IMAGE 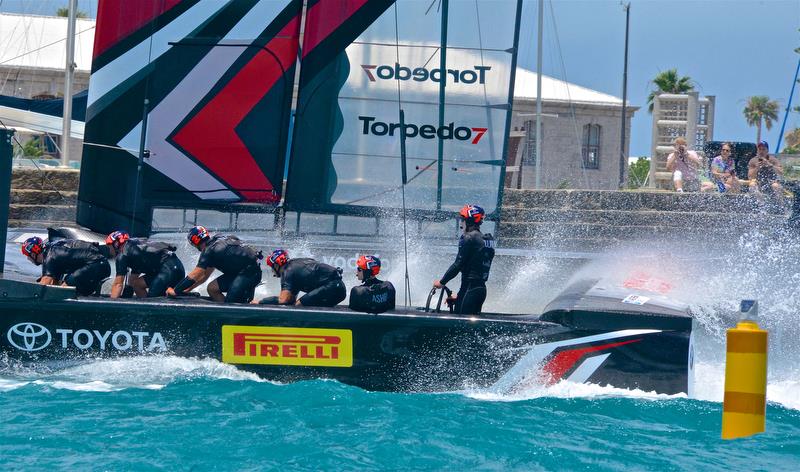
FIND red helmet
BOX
[188,225,210,248]
[459,204,485,225]
[266,249,289,269]
[21,236,45,258]
[357,255,381,276]
[105,230,130,250]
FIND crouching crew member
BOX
[433,204,495,314]
[106,231,185,298]
[167,226,262,303]
[257,249,346,307]
[349,255,395,314]
[22,236,110,296]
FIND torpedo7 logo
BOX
[359,116,488,144]
[361,63,490,84]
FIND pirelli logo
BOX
[221,326,353,367]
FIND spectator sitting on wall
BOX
[710,142,742,193]
[666,137,711,192]
[748,141,784,204]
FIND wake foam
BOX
[465,379,686,403]
[0,356,265,392]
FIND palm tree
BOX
[743,96,779,143]
[646,69,694,113]
[56,7,88,19]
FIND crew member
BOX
[21,236,110,296]
[105,231,185,298]
[349,255,395,314]
[432,204,495,314]
[257,249,346,307]
[166,226,262,303]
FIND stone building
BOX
[0,12,94,163]
[506,68,637,190]
[649,92,715,189]
[0,13,93,98]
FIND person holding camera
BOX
[666,137,706,192]
[747,141,784,203]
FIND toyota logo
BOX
[7,322,52,352]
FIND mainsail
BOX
[76,0,522,235]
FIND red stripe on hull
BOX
[542,339,642,384]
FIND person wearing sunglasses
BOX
[710,143,741,193]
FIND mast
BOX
[60,0,77,168]
[534,0,543,189]
[618,2,630,188]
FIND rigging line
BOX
[350,41,507,53]
[130,10,158,235]
[394,2,411,307]
[472,0,497,164]
[0,25,95,66]
[547,0,584,186]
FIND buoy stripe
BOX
[727,331,767,353]
[723,391,766,415]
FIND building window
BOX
[582,124,601,169]
[523,120,541,166]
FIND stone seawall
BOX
[9,168,79,227]
[8,169,788,252]
[499,189,785,251]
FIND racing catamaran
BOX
[0,273,693,394]
[1,0,695,394]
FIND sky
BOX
[515,0,800,155]
[1,0,798,156]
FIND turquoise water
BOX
[1,357,798,471]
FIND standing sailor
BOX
[432,204,495,314]
[257,249,346,307]
[349,255,395,314]
[21,236,110,296]
[105,231,185,298]
[167,226,262,303]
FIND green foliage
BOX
[55,7,88,18]
[646,69,694,113]
[743,96,779,143]
[20,140,43,158]
[627,157,650,188]
[783,128,800,154]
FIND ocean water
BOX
[0,358,798,471]
[2,229,800,469]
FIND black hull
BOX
[0,279,692,394]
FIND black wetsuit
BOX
[349,277,396,314]
[115,239,185,297]
[197,235,262,303]
[440,229,495,314]
[41,239,110,296]
[281,258,346,307]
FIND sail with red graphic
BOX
[77,0,522,234]
[78,0,303,234]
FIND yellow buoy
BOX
[721,300,767,440]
